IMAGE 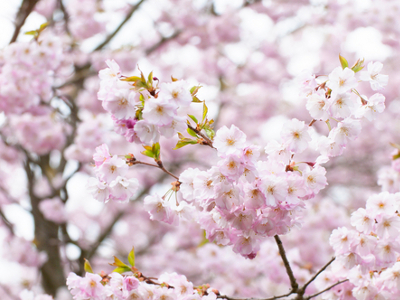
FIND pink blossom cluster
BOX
[67,271,218,300]
[87,144,139,203]
[0,36,63,114]
[66,0,105,40]
[96,59,388,259]
[143,123,328,258]
[97,60,189,144]
[378,152,400,193]
[327,192,400,299]
[304,62,387,158]
[38,197,67,224]
[64,118,107,163]
[4,236,47,267]
[144,61,387,259]
[9,113,66,155]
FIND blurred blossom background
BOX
[0,0,399,299]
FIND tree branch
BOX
[93,0,146,51]
[299,257,335,296]
[304,279,348,300]
[145,30,181,55]
[132,160,179,180]
[10,0,40,44]
[187,124,215,149]
[274,235,298,292]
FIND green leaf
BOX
[339,54,348,69]
[84,259,93,273]
[152,143,161,160]
[113,266,132,274]
[187,127,198,138]
[39,22,49,30]
[24,30,37,36]
[202,102,208,122]
[110,256,129,268]
[177,132,185,140]
[188,115,198,124]
[173,139,198,150]
[351,58,365,73]
[141,150,155,158]
[148,71,153,86]
[128,247,135,267]
[190,85,202,95]
[135,81,148,89]
[121,76,141,82]
[192,96,202,103]
[204,128,215,140]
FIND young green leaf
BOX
[188,115,198,124]
[84,259,94,273]
[148,71,153,86]
[351,58,365,73]
[202,102,208,122]
[113,266,132,274]
[339,54,348,69]
[121,76,142,82]
[128,247,135,267]
[152,143,161,160]
[192,96,202,103]
[110,256,129,268]
[141,150,155,158]
[174,139,198,150]
[187,127,198,138]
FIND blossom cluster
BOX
[87,144,140,203]
[67,271,218,300]
[144,61,387,258]
[303,61,387,157]
[378,149,400,193]
[0,35,63,114]
[92,58,388,259]
[327,192,400,299]
[97,60,190,145]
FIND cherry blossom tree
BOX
[0,1,400,300]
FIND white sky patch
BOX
[3,204,34,240]
[344,27,392,61]
[240,8,274,46]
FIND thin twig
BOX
[132,160,179,180]
[300,257,335,295]
[187,124,215,149]
[145,30,182,55]
[217,290,294,300]
[93,0,146,51]
[304,279,348,300]
[274,235,298,292]
[0,209,14,234]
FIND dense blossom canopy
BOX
[0,1,400,300]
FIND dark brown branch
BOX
[10,0,40,44]
[93,0,146,51]
[274,235,298,292]
[304,279,348,300]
